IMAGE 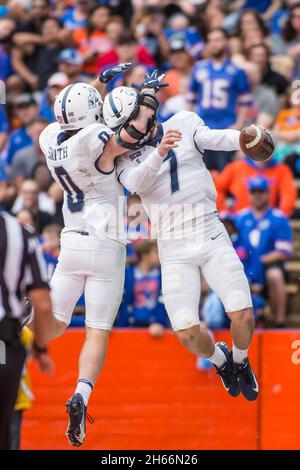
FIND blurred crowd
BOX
[0,0,300,334]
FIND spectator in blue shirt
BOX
[5,95,39,166]
[60,0,90,30]
[188,27,252,170]
[0,17,15,82]
[236,176,293,327]
[117,240,169,337]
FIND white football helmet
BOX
[102,86,138,130]
[54,83,103,131]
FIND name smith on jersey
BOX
[48,145,69,161]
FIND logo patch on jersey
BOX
[258,220,270,230]
[129,151,142,161]
[195,69,208,82]
[225,65,236,75]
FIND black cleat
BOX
[236,358,259,401]
[214,342,240,398]
[65,393,93,447]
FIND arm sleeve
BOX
[116,149,163,194]
[24,229,50,291]
[194,124,241,151]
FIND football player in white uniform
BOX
[102,77,259,402]
[39,66,181,446]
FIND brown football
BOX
[239,125,275,162]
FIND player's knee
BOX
[85,327,109,341]
[223,287,251,312]
[175,325,200,349]
[170,307,199,331]
[229,308,255,329]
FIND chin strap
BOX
[115,116,156,150]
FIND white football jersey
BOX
[116,111,236,238]
[39,122,125,241]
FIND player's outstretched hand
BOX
[157,129,182,158]
[99,63,132,84]
[132,70,168,92]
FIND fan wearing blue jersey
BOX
[117,240,169,335]
[188,28,252,171]
[235,176,292,327]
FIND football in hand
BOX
[239,125,275,162]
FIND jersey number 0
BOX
[54,166,84,213]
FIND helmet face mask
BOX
[103,86,158,151]
[54,83,103,131]
[102,86,138,131]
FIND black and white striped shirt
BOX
[0,211,49,322]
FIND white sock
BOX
[75,379,94,406]
[207,345,226,368]
[232,345,248,364]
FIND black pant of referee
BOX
[0,318,26,449]
[0,210,52,449]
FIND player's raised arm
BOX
[194,118,275,162]
[194,122,241,152]
[116,129,182,194]
[90,63,132,100]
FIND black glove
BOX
[132,70,168,92]
[99,62,132,84]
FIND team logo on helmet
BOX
[88,87,99,109]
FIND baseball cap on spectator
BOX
[169,37,186,53]
[13,94,37,108]
[47,72,68,88]
[248,176,269,192]
[58,49,83,66]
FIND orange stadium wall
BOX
[21,329,300,450]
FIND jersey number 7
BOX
[164,149,179,194]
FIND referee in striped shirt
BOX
[0,210,54,450]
